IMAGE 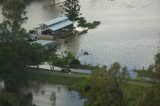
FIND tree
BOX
[0,0,43,90]
[47,54,62,71]
[61,51,75,66]
[148,64,155,72]
[1,0,27,42]
[63,0,81,21]
[0,42,32,81]
[108,62,121,77]
[30,43,44,67]
[155,53,160,72]
[0,0,27,68]
[47,51,75,70]
[121,67,129,78]
[82,70,125,106]
[70,58,81,66]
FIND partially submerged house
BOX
[27,33,38,41]
[31,40,56,51]
[40,16,74,38]
[27,30,39,41]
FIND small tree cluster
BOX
[79,63,127,106]
[47,51,79,70]
[63,0,81,21]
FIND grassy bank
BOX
[70,64,101,71]
[137,70,160,80]
[26,72,85,87]
[129,78,155,84]
[122,83,151,106]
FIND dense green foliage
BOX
[86,73,125,106]
[142,84,160,106]
[0,0,43,105]
[1,0,27,41]
[47,51,79,70]
[155,53,160,72]
[122,83,150,106]
[63,0,81,21]
[63,0,100,29]
[78,17,100,29]
[0,0,44,84]
[0,92,36,106]
[0,0,28,83]
[77,62,129,106]
[137,53,160,106]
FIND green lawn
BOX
[137,70,160,80]
[27,72,85,87]
[70,64,101,71]
[122,83,151,106]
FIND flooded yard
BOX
[22,82,85,106]
[0,80,85,106]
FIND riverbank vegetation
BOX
[75,62,129,106]
[78,17,101,29]
[63,0,100,30]
[74,53,160,106]
[127,54,160,106]
[46,50,107,71]
[27,72,83,86]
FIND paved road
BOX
[29,62,91,74]
[26,67,89,78]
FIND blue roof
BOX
[42,16,73,31]
[49,20,73,31]
[43,16,68,26]
[31,40,55,46]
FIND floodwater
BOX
[0,0,160,70]
[72,0,160,70]
[73,0,160,69]
[0,80,85,106]
[22,81,85,106]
